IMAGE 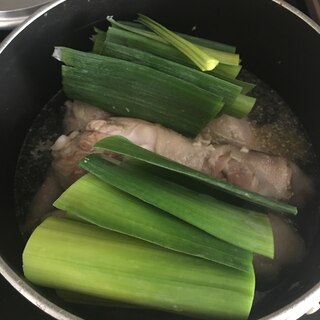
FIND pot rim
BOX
[0,257,80,320]
[0,0,320,319]
[0,0,53,30]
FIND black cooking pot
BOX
[1,0,320,319]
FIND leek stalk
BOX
[23,217,255,319]
[224,94,256,117]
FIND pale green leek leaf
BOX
[23,217,255,319]
[108,16,240,66]
[54,173,252,271]
[137,14,219,71]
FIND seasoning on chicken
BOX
[198,114,311,161]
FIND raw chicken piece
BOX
[198,114,256,149]
[254,213,306,289]
[205,145,292,200]
[199,115,314,201]
[86,118,211,173]
[50,117,212,189]
[51,129,118,189]
[290,163,315,205]
[63,100,110,133]
[198,114,311,162]
[51,117,296,201]
[51,101,111,189]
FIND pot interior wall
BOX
[0,0,320,319]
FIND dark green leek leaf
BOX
[94,136,297,215]
[54,47,224,137]
[103,42,243,107]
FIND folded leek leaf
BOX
[108,16,240,66]
[94,136,297,215]
[105,26,241,78]
[79,154,274,258]
[116,20,237,53]
[54,173,252,271]
[136,14,219,71]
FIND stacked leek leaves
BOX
[54,14,257,137]
[23,150,271,319]
[22,15,282,319]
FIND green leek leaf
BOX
[137,14,219,71]
[103,42,243,107]
[54,173,253,271]
[105,26,242,78]
[108,16,240,66]
[94,136,298,215]
[79,154,274,258]
[23,217,255,319]
[116,20,238,53]
[54,47,224,137]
